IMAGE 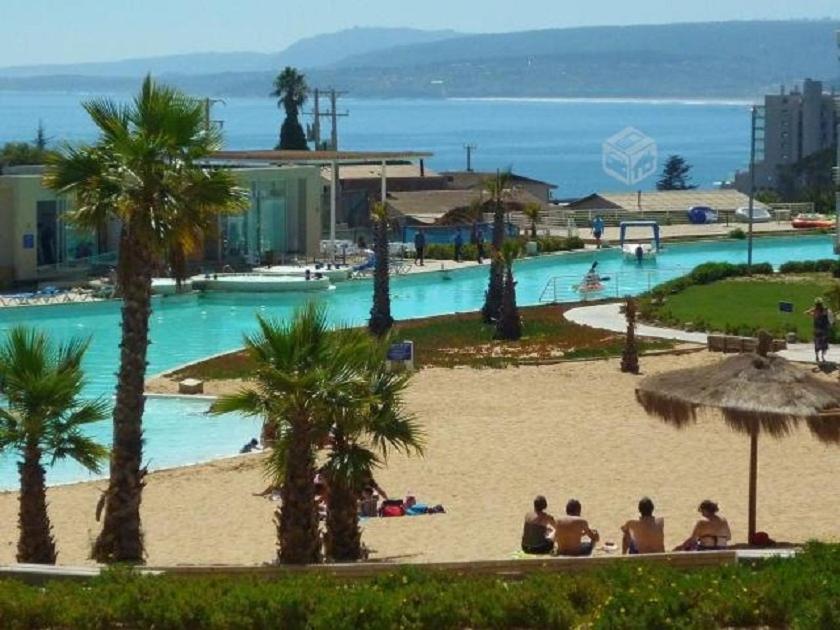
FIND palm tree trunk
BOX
[482,203,506,323]
[277,416,320,564]
[92,226,153,564]
[368,216,393,336]
[325,476,362,562]
[494,265,522,340]
[17,442,57,564]
[748,430,758,542]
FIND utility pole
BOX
[305,88,347,150]
[464,144,477,172]
[202,97,226,132]
[834,30,840,256]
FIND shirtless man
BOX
[676,500,731,551]
[521,495,556,555]
[554,499,600,556]
[621,497,665,554]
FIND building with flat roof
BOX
[567,189,767,214]
[735,79,839,192]
[0,162,324,286]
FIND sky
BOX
[2,0,839,66]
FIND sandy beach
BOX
[1,351,838,566]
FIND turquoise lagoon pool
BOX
[0,235,834,488]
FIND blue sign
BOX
[779,301,794,313]
[22,234,34,249]
[387,342,414,362]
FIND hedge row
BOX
[424,236,584,261]
[0,543,837,629]
[649,261,774,298]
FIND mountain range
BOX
[1,21,838,98]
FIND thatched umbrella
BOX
[635,333,840,541]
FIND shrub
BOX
[0,543,837,628]
[729,227,746,239]
[779,259,839,274]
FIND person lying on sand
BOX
[554,498,600,556]
[521,495,556,555]
[675,499,731,551]
[621,496,665,554]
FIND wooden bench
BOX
[707,334,786,354]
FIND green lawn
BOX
[646,275,835,341]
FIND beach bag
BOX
[379,500,405,517]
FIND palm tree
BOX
[621,298,640,374]
[481,170,512,323]
[44,76,248,563]
[210,304,364,564]
[322,333,423,561]
[272,67,309,150]
[522,202,542,239]
[0,327,108,564]
[494,241,522,341]
[368,202,394,336]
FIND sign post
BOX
[386,340,415,372]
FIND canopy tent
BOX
[619,221,661,250]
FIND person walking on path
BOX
[414,230,426,266]
[806,297,833,364]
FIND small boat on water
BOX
[572,263,608,297]
[622,242,657,262]
[255,264,353,283]
[191,274,331,293]
[792,213,835,229]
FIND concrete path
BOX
[565,302,831,365]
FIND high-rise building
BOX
[735,78,838,193]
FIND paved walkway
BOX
[565,302,831,365]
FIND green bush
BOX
[729,227,746,239]
[0,543,837,628]
[779,259,839,274]
[650,261,773,299]
[425,236,584,261]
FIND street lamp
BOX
[747,105,764,270]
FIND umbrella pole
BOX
[748,429,758,542]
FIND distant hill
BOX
[0,21,837,99]
[0,27,462,78]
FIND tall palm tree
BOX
[210,304,366,564]
[494,241,522,341]
[272,67,309,150]
[522,202,542,239]
[0,327,108,564]
[368,202,394,337]
[44,76,248,563]
[481,170,512,323]
[322,333,423,561]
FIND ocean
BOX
[0,91,752,197]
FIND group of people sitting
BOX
[522,495,731,556]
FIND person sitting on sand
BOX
[359,487,379,517]
[621,496,665,554]
[554,498,600,556]
[521,495,556,555]
[239,438,260,454]
[675,500,731,551]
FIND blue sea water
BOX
[0,91,751,196]
[0,234,833,488]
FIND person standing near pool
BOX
[806,297,834,363]
[476,231,486,264]
[592,216,605,249]
[454,228,464,263]
[414,229,426,266]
